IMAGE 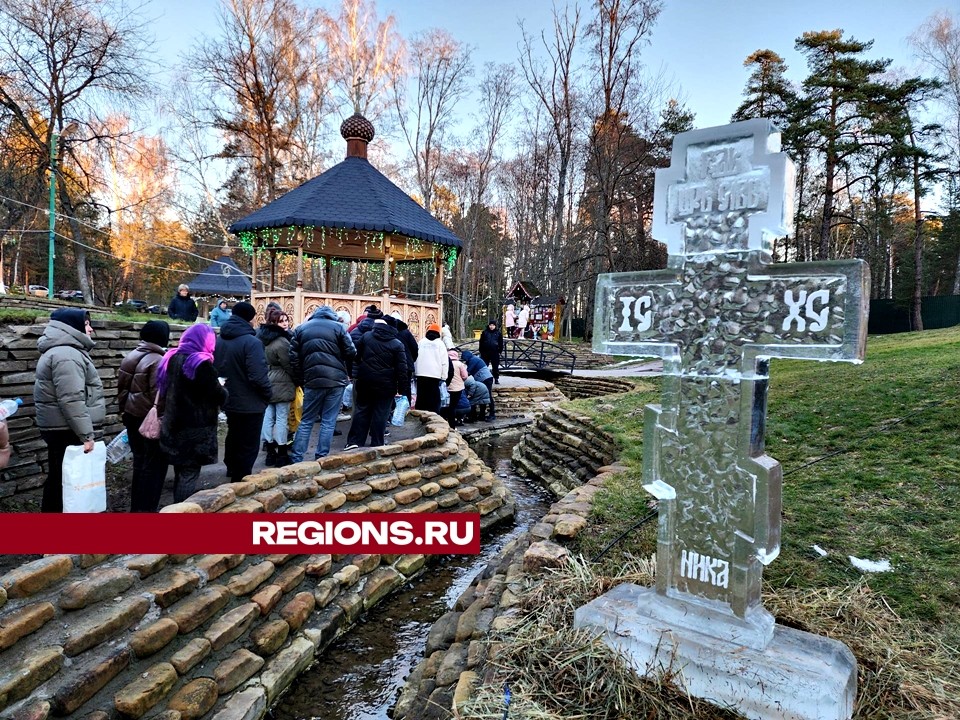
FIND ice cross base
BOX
[576,585,857,720]
[574,119,867,720]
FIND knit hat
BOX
[233,301,256,322]
[140,320,170,347]
[427,323,441,333]
[51,308,88,334]
[366,306,384,319]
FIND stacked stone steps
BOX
[552,375,635,399]
[490,382,566,418]
[512,407,619,497]
[0,412,515,720]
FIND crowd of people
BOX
[31,298,506,513]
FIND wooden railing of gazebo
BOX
[251,289,440,340]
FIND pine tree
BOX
[731,49,796,129]
[796,30,891,260]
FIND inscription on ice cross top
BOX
[591,118,869,640]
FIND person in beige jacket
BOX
[34,308,105,512]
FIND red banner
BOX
[0,513,481,555]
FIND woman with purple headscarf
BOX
[156,324,228,502]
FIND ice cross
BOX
[592,119,869,648]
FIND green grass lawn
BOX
[482,328,960,718]
[572,327,960,630]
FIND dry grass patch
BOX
[459,556,960,720]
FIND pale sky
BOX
[149,0,953,130]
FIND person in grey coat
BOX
[34,308,105,512]
[257,306,295,466]
[214,301,272,481]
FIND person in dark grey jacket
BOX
[289,305,356,460]
[34,308,105,512]
[118,320,170,511]
[257,307,295,466]
[214,302,272,481]
[345,318,407,449]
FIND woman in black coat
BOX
[157,324,228,503]
[346,319,407,449]
[478,320,504,383]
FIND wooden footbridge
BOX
[457,338,577,374]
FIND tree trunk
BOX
[911,150,924,331]
[57,181,93,305]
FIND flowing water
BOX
[270,433,552,720]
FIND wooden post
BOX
[381,237,393,297]
[324,256,332,294]
[269,250,276,291]
[296,246,304,289]
[251,244,258,294]
[434,257,443,302]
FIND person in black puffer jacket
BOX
[214,302,272,481]
[289,305,357,461]
[257,307,295,467]
[479,319,505,383]
[346,318,407,449]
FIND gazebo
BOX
[186,247,252,320]
[228,111,461,338]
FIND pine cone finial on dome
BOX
[340,114,375,143]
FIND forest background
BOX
[0,0,958,337]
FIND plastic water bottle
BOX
[0,398,22,421]
[106,431,132,464]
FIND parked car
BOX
[145,304,167,314]
[114,299,148,311]
[27,285,48,297]
[57,290,84,301]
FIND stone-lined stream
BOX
[268,432,552,720]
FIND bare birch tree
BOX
[323,0,405,122]
[395,29,472,215]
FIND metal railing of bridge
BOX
[457,338,577,374]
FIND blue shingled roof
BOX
[228,157,462,249]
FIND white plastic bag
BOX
[439,382,450,408]
[62,441,107,513]
[342,382,354,409]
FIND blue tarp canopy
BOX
[188,255,251,297]
[228,157,462,250]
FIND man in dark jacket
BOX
[118,320,170,511]
[214,301,272,480]
[168,284,199,323]
[289,305,357,461]
[345,318,407,449]
[479,319,504,383]
[390,311,418,401]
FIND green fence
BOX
[869,295,960,334]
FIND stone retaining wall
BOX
[552,375,634,399]
[0,412,515,720]
[511,406,619,497]
[0,320,189,501]
[393,461,628,719]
